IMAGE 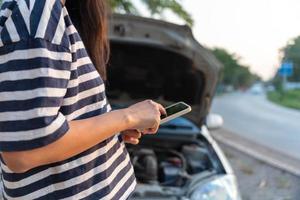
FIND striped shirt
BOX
[0,0,136,199]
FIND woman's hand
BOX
[125,100,166,134]
[1,100,165,173]
[121,129,142,144]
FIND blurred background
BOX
[108,1,300,200]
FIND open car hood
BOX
[107,14,223,125]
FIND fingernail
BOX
[131,138,139,143]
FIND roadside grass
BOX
[267,90,300,110]
[236,160,254,175]
[275,176,290,189]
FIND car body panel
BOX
[108,14,223,125]
[201,126,234,174]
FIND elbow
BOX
[1,152,33,173]
[7,164,29,174]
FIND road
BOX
[211,92,300,160]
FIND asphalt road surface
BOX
[211,92,300,160]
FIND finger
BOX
[156,103,166,116]
[143,125,159,134]
[143,128,156,134]
[141,128,154,134]
[152,125,159,133]
[123,130,142,138]
[129,138,139,145]
[121,129,139,135]
[123,135,139,144]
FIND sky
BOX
[133,0,300,80]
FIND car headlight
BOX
[190,175,241,200]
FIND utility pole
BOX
[279,62,293,91]
[282,72,287,91]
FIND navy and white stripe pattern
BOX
[0,0,136,199]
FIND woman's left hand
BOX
[121,129,142,145]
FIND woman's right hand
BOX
[125,100,166,134]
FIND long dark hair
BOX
[66,0,110,80]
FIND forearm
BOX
[2,109,132,173]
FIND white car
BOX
[0,12,242,200]
[249,83,265,95]
[125,116,240,200]
[105,14,241,200]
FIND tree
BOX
[212,48,260,89]
[109,0,194,26]
[280,36,300,82]
[0,0,193,26]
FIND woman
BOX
[0,0,165,199]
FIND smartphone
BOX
[160,102,192,124]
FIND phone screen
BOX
[161,103,189,119]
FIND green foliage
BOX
[141,0,193,26]
[268,90,300,110]
[271,75,283,92]
[0,0,192,26]
[109,0,193,26]
[280,36,300,82]
[212,48,259,89]
[109,0,138,14]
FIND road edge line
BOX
[212,129,300,177]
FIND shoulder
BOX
[0,0,70,49]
